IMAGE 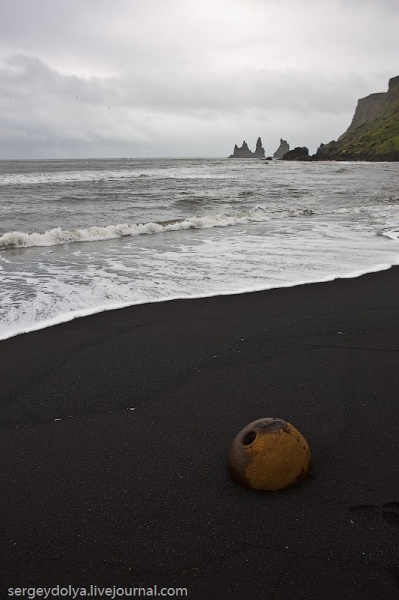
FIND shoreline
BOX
[1,260,397,342]
[1,267,399,597]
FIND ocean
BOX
[1,158,398,340]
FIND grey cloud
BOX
[0,0,398,158]
[1,53,362,118]
[0,53,361,158]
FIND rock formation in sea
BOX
[229,137,265,158]
[254,136,266,158]
[273,139,290,159]
[281,147,310,161]
[314,75,399,161]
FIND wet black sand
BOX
[1,268,399,599]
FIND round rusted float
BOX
[228,418,311,491]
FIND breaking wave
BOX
[0,208,315,250]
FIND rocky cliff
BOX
[314,76,399,161]
[273,139,290,159]
[229,137,265,158]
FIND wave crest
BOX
[0,207,318,250]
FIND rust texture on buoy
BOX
[228,418,311,491]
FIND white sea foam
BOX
[0,208,328,250]
[3,201,397,251]
[1,262,397,342]
[0,210,280,250]
[0,169,138,186]
[383,230,399,241]
[1,158,399,341]
[1,218,399,341]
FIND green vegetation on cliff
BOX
[315,76,399,161]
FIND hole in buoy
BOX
[242,430,256,446]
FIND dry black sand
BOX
[1,268,399,599]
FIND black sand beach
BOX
[1,268,399,599]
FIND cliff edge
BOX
[315,76,399,161]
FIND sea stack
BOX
[229,137,265,158]
[273,139,290,159]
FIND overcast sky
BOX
[0,0,398,159]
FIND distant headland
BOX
[228,76,399,161]
[313,75,399,161]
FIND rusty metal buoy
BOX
[228,418,311,491]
